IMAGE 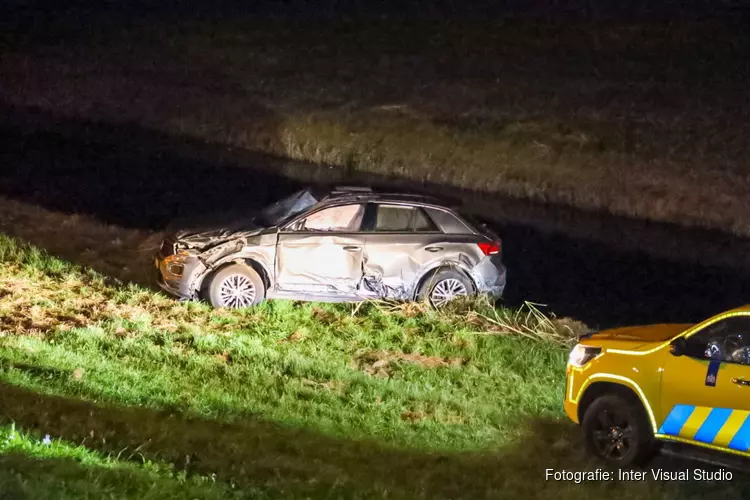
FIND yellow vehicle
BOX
[565,306,750,465]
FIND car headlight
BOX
[163,251,190,277]
[568,344,602,367]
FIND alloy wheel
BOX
[430,278,468,306]
[590,407,635,461]
[218,273,257,308]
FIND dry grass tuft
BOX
[311,307,338,325]
[400,410,427,423]
[372,300,430,318]
[0,259,257,338]
[353,349,465,378]
[279,330,307,344]
[464,302,583,347]
[301,378,346,393]
[367,297,581,347]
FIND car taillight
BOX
[477,240,501,256]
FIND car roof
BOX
[320,186,460,209]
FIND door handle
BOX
[343,246,361,251]
[732,378,750,386]
[425,246,443,252]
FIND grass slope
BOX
[0,424,249,500]
[0,233,746,499]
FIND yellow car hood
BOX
[584,323,692,350]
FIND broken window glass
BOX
[302,204,364,232]
[260,189,320,226]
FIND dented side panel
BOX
[361,234,483,299]
[275,233,366,295]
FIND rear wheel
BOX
[206,264,265,308]
[582,393,654,466]
[417,269,473,307]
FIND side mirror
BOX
[669,337,688,357]
[283,220,304,232]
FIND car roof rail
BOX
[325,185,462,208]
[331,186,373,194]
[379,192,463,206]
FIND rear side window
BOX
[369,204,439,232]
[424,207,475,234]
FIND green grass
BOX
[2,19,750,235]
[0,234,574,451]
[0,424,250,500]
[0,233,748,499]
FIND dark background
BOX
[2,0,748,20]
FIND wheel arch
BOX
[199,257,272,296]
[413,261,476,299]
[577,379,657,433]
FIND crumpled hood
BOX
[175,226,264,247]
[168,211,267,250]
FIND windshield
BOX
[260,189,320,226]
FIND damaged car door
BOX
[359,203,448,299]
[274,203,366,298]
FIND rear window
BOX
[424,207,475,234]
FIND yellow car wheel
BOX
[582,393,654,466]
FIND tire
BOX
[417,268,474,307]
[206,263,266,308]
[582,393,654,466]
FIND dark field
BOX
[2,3,750,498]
[1,9,750,235]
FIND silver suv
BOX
[155,186,506,307]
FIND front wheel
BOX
[417,269,474,307]
[206,264,266,308]
[582,394,654,466]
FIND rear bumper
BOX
[470,256,506,298]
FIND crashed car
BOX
[155,186,506,308]
[565,305,750,466]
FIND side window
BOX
[371,205,438,232]
[298,204,364,232]
[685,316,750,366]
[424,207,474,235]
[413,208,437,231]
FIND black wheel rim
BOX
[590,406,635,461]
